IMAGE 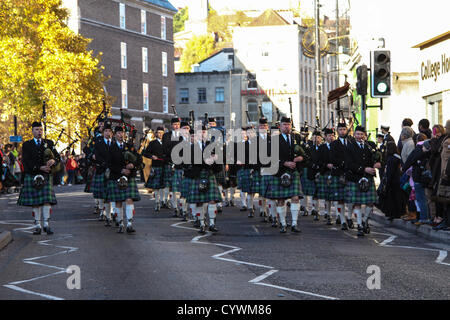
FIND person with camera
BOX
[17,122,61,235]
[344,126,380,237]
[402,136,432,226]
[105,126,141,234]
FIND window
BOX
[198,88,207,103]
[162,51,167,77]
[143,83,149,111]
[161,16,166,40]
[119,3,125,29]
[141,10,147,34]
[162,87,168,113]
[247,101,258,122]
[142,47,148,73]
[179,88,189,104]
[215,87,224,102]
[121,42,127,69]
[121,80,127,108]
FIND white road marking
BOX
[172,220,338,300]
[1,221,79,300]
[252,225,260,234]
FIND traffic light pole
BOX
[361,94,366,129]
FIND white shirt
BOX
[34,138,42,146]
[339,137,347,146]
[104,138,111,146]
[116,141,124,149]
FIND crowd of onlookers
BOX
[0,144,89,193]
[377,118,450,231]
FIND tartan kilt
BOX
[215,169,226,186]
[91,172,108,200]
[163,164,173,188]
[180,176,191,198]
[250,170,262,194]
[145,166,165,190]
[300,167,316,196]
[17,174,57,207]
[237,168,252,193]
[106,177,141,202]
[264,171,303,200]
[171,169,184,193]
[316,175,345,201]
[345,179,377,205]
[186,171,223,204]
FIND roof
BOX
[247,9,290,27]
[197,48,234,65]
[412,31,450,50]
[141,0,177,13]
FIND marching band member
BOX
[18,122,61,235]
[303,130,322,218]
[106,126,141,233]
[144,127,166,212]
[345,126,380,236]
[161,118,180,209]
[255,117,270,221]
[264,117,305,233]
[236,127,251,212]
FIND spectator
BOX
[379,141,407,221]
[433,119,450,231]
[418,119,432,139]
[59,152,67,185]
[65,154,78,186]
[398,118,414,153]
[428,124,446,226]
[400,126,415,163]
[403,138,432,225]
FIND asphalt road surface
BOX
[0,184,449,300]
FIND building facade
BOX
[63,0,177,132]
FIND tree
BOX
[179,35,215,73]
[173,6,189,34]
[0,0,107,144]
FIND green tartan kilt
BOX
[264,171,303,200]
[145,166,165,189]
[344,179,377,205]
[171,169,184,193]
[250,170,262,194]
[163,164,173,188]
[106,177,141,202]
[180,176,191,198]
[91,172,108,200]
[237,168,252,193]
[316,175,345,201]
[17,174,57,207]
[300,167,316,196]
[186,171,223,204]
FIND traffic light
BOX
[371,50,391,97]
[356,64,368,95]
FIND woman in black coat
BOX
[380,142,407,220]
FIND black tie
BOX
[285,134,290,145]
[107,140,110,148]
[37,139,41,147]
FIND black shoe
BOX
[347,219,354,229]
[126,225,136,233]
[336,217,341,225]
[33,227,41,235]
[363,221,371,234]
[280,226,287,233]
[248,209,254,218]
[118,225,124,233]
[291,225,301,233]
[209,225,218,232]
[326,217,332,225]
[341,222,348,231]
[115,221,120,227]
[357,225,364,237]
[173,209,179,217]
[105,219,111,227]
[240,206,247,211]
[198,226,206,234]
[45,227,54,235]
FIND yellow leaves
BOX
[0,0,105,143]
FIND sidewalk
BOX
[371,209,450,243]
[0,231,12,251]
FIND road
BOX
[0,184,449,300]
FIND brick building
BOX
[63,0,177,133]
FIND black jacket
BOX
[143,139,165,167]
[22,139,60,175]
[317,143,333,175]
[162,131,182,165]
[276,132,306,176]
[345,140,376,182]
[94,138,112,174]
[183,141,214,178]
[108,141,137,180]
[330,137,349,176]
[402,145,430,183]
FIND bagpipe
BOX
[41,101,63,175]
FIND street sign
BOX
[9,136,22,143]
